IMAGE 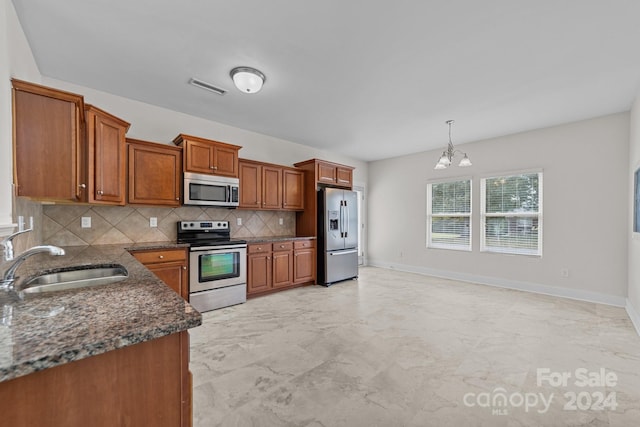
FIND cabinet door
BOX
[317,162,337,184]
[336,166,353,187]
[248,253,271,294]
[282,169,304,210]
[272,250,293,288]
[13,81,85,201]
[294,248,315,284]
[213,145,239,177]
[88,109,128,205]
[128,140,181,206]
[184,139,215,174]
[147,261,189,300]
[239,161,262,209]
[262,166,282,210]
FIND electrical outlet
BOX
[560,268,569,278]
[279,217,283,225]
[149,217,158,228]
[81,217,91,228]
[237,218,242,226]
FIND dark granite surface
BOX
[0,242,201,383]
[244,236,316,243]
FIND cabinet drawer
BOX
[273,241,293,251]
[294,240,315,249]
[132,249,186,264]
[248,243,272,254]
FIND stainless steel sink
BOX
[22,264,128,294]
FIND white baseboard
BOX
[626,299,640,336]
[368,259,627,307]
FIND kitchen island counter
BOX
[0,242,201,383]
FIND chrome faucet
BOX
[1,245,65,291]
[1,228,33,261]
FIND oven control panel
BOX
[179,220,229,231]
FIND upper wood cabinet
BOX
[293,158,355,237]
[85,105,130,205]
[127,138,182,206]
[12,79,86,201]
[173,134,241,178]
[294,158,354,189]
[282,168,304,210]
[239,159,304,211]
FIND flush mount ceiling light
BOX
[434,120,472,170]
[230,66,266,94]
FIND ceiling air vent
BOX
[189,78,227,95]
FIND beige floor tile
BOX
[190,267,640,426]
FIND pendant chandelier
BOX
[434,120,472,170]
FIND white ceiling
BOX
[11,0,640,162]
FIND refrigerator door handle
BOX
[330,250,358,256]
[344,200,349,238]
[339,201,344,238]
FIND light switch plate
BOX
[81,217,91,228]
[237,218,242,226]
[279,218,284,225]
[150,217,158,228]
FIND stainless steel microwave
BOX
[183,172,239,207]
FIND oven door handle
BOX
[190,245,247,252]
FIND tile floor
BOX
[189,267,640,426]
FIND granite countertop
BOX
[244,236,316,243]
[0,242,201,383]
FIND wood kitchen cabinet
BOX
[294,159,355,237]
[296,159,354,188]
[0,332,193,427]
[239,159,304,211]
[293,240,316,284]
[127,138,182,206]
[247,243,272,295]
[272,241,294,288]
[282,168,304,210]
[173,134,241,178]
[12,79,86,201]
[85,104,130,205]
[132,248,189,301]
[247,239,315,297]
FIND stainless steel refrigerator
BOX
[318,187,359,286]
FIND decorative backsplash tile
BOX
[42,205,296,246]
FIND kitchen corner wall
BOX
[41,205,296,246]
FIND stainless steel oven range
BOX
[177,220,247,312]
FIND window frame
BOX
[426,177,473,251]
[480,169,543,257]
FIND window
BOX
[481,171,542,256]
[427,179,472,251]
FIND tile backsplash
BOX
[41,205,296,246]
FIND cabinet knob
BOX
[284,203,287,206]
[78,184,86,189]
[267,257,270,260]
[280,245,284,248]
[176,198,179,201]
[182,266,187,270]
[258,247,262,250]
[158,255,164,259]
[97,190,104,195]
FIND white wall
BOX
[0,0,41,236]
[628,95,640,331]
[369,113,629,305]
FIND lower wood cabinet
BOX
[247,239,315,297]
[0,331,192,427]
[131,248,189,301]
